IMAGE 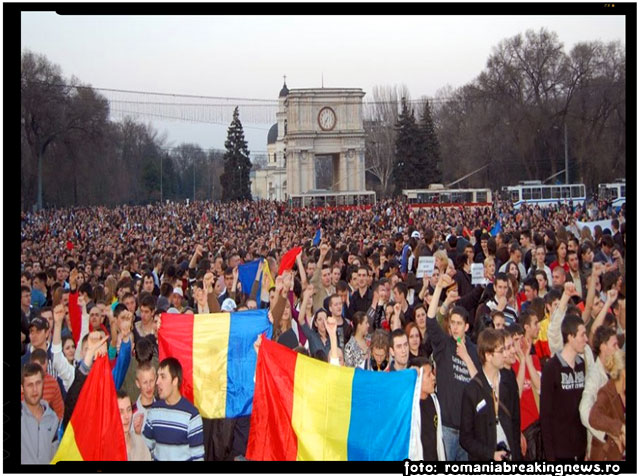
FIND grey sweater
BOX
[21,400,59,464]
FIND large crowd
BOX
[20,196,626,462]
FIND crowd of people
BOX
[19,196,626,462]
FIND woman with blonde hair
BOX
[483,256,496,284]
[104,275,117,304]
[589,350,625,461]
[434,250,449,275]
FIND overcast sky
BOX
[21,13,626,153]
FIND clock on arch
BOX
[317,107,337,131]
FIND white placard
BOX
[471,263,485,285]
[417,256,436,278]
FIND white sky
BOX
[21,13,626,153]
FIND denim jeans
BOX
[442,425,469,461]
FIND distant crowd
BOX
[20,196,626,462]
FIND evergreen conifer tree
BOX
[220,107,252,201]
[392,97,422,194]
[419,99,443,184]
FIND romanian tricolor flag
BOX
[51,356,127,462]
[278,246,302,275]
[246,338,423,461]
[158,310,272,419]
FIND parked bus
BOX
[288,190,376,209]
[402,185,492,207]
[502,181,586,209]
[598,180,625,210]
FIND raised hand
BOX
[606,288,618,303]
[203,272,214,293]
[69,268,78,289]
[438,273,453,289]
[445,289,460,305]
[563,281,577,298]
[253,334,263,355]
[119,310,134,339]
[86,331,109,360]
[303,284,315,301]
[275,276,284,295]
[325,316,337,336]
[53,303,65,328]
[282,272,292,292]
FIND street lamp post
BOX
[564,122,569,184]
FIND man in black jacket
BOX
[426,273,480,461]
[540,314,588,461]
[460,328,521,461]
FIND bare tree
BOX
[363,85,409,197]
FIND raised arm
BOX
[589,288,618,343]
[51,304,75,392]
[204,272,221,313]
[582,263,603,323]
[112,311,133,389]
[230,266,239,300]
[326,316,340,365]
[426,274,453,349]
[548,282,574,355]
[296,253,308,289]
[249,260,264,301]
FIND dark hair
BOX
[506,323,524,337]
[135,335,155,364]
[390,328,407,348]
[139,294,156,310]
[561,314,584,345]
[495,272,509,285]
[79,282,93,299]
[21,362,44,384]
[38,306,52,318]
[523,277,539,292]
[21,285,30,294]
[311,308,328,334]
[393,282,408,298]
[544,289,562,307]
[160,282,173,298]
[29,348,48,366]
[600,235,614,248]
[450,305,470,324]
[159,357,183,388]
[113,303,128,318]
[116,389,130,400]
[519,308,538,328]
[352,311,368,329]
[592,326,617,357]
[293,346,310,356]
[336,280,349,293]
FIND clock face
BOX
[318,107,336,131]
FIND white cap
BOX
[411,231,421,239]
[221,298,237,312]
[172,287,184,297]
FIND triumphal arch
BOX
[280,85,374,207]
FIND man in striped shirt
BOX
[142,357,204,461]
